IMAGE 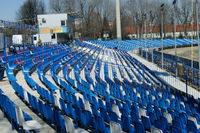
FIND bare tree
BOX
[16,0,45,25]
[49,0,65,13]
[64,0,76,12]
[177,0,193,37]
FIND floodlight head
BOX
[160,4,164,11]
[143,13,146,17]
[173,0,177,5]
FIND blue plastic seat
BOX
[187,120,200,133]
[98,99,106,110]
[32,96,40,112]
[110,111,119,123]
[78,98,85,110]
[155,116,168,132]
[141,116,151,131]
[91,105,99,117]
[134,121,145,133]
[91,96,99,108]
[59,89,65,100]
[74,106,81,121]
[72,94,78,107]
[149,111,157,124]
[100,108,110,123]
[45,103,54,122]
[96,116,108,133]
[67,102,76,119]
[59,99,68,114]
[106,101,112,113]
[81,110,94,128]
[121,116,133,132]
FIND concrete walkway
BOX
[129,52,200,99]
[0,72,55,133]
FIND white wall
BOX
[38,13,68,28]
[39,34,54,44]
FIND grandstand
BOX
[0,38,199,133]
[1,0,200,132]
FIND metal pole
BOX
[151,15,154,63]
[116,0,122,41]
[137,25,140,54]
[3,36,6,55]
[161,9,164,69]
[173,0,178,78]
[141,20,143,57]
[191,0,194,69]
[145,17,147,60]
[196,0,200,89]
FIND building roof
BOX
[125,24,200,34]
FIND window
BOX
[52,34,55,39]
[61,20,65,26]
[42,18,46,23]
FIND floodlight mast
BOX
[150,11,154,63]
[144,13,147,60]
[196,0,200,89]
[173,0,178,78]
[191,0,194,70]
[161,4,164,69]
[116,0,122,41]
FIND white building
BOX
[37,13,74,44]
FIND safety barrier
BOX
[139,50,200,87]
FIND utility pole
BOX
[116,0,122,41]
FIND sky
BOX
[0,0,49,21]
[0,0,26,21]
[0,0,175,22]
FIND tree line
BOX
[16,0,200,39]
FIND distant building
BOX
[74,18,83,30]
[37,13,74,44]
[125,24,200,39]
[109,22,114,30]
[0,20,36,49]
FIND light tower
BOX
[116,0,122,40]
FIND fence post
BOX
[186,71,188,96]
[3,36,6,54]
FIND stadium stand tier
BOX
[0,40,200,133]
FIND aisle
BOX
[129,52,200,99]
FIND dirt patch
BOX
[162,46,199,62]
